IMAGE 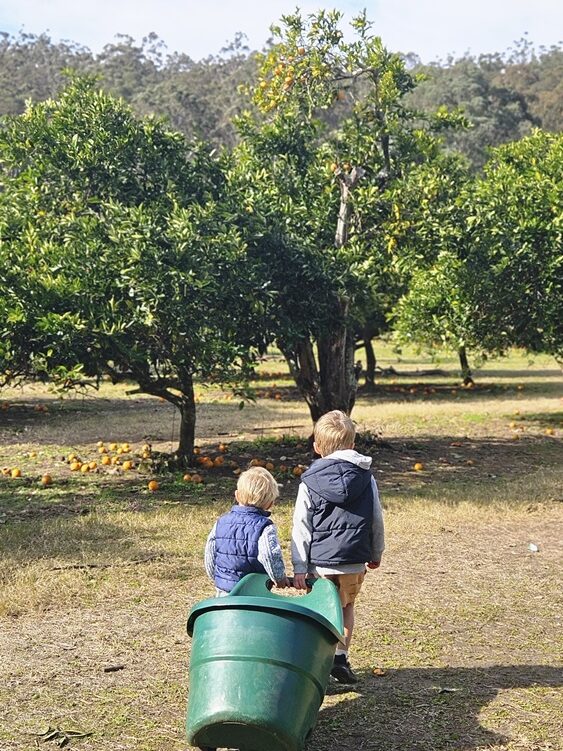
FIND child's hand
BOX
[275,577,291,589]
[292,573,308,589]
[366,560,381,570]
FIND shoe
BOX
[330,654,359,684]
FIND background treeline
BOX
[0,30,561,165]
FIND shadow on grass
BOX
[314,664,562,751]
[0,506,163,567]
[1,432,561,527]
[357,380,563,402]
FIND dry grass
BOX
[1,347,562,751]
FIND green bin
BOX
[186,574,344,751]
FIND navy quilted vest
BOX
[302,458,373,566]
[214,505,272,591]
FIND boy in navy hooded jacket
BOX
[292,410,384,684]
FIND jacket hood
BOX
[302,451,373,507]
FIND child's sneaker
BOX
[330,654,359,684]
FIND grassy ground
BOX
[0,346,561,751]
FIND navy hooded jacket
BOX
[214,505,272,591]
[301,457,374,566]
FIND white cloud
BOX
[0,0,561,61]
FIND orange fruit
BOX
[98,446,108,454]
[109,443,118,451]
[142,451,151,460]
[194,447,201,455]
[413,462,424,472]
[29,451,37,458]
[191,474,204,484]
[147,480,159,492]
[250,458,265,467]
[80,464,90,473]
[122,460,133,471]
[11,467,21,478]
[183,473,192,482]
[111,456,120,465]
[101,455,111,466]
[88,461,97,470]
[218,443,228,452]
[293,466,304,477]
[213,456,224,467]
[545,428,555,436]
[97,441,104,448]
[41,474,53,486]
[70,461,81,471]
[265,462,275,471]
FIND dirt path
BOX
[1,507,561,751]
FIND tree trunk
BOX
[177,373,197,462]
[364,329,377,390]
[458,346,474,386]
[282,339,325,422]
[280,166,365,425]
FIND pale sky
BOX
[1,0,562,62]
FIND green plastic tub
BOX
[186,574,344,751]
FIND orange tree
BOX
[230,9,462,421]
[390,130,563,368]
[0,78,269,460]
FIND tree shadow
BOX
[357,380,563,402]
[0,505,166,567]
[312,664,562,751]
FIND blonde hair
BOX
[314,410,356,456]
[236,466,279,509]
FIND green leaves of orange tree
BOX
[389,130,563,361]
[233,9,462,418]
[0,77,269,457]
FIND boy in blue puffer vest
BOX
[205,466,290,595]
[292,410,385,684]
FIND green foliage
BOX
[406,41,562,170]
[391,130,563,359]
[466,129,563,356]
[0,79,269,454]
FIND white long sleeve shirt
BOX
[291,449,385,576]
